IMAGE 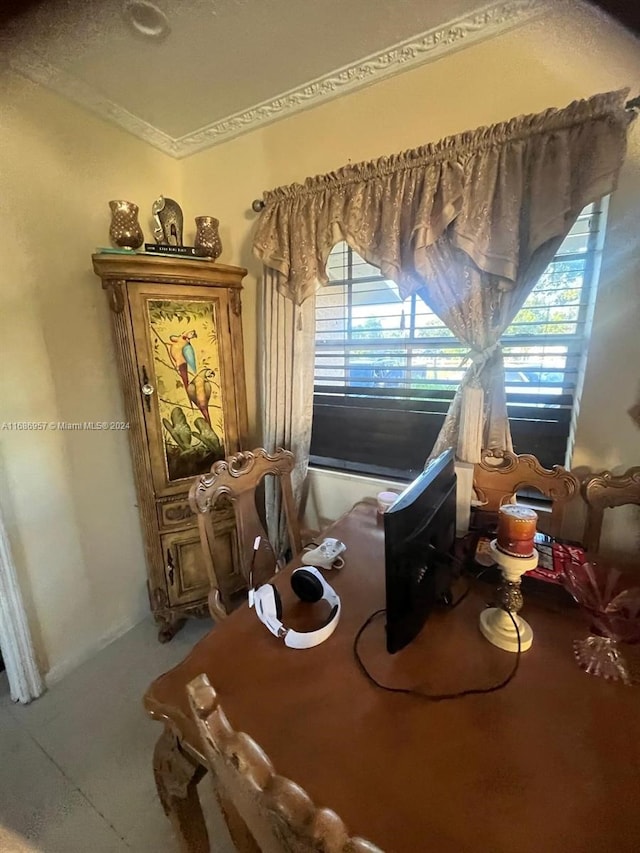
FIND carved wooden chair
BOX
[189,447,302,620]
[187,673,382,853]
[581,466,640,553]
[473,448,579,537]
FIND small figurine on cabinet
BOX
[152,195,184,246]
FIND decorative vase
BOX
[563,561,640,685]
[109,200,144,249]
[194,216,222,260]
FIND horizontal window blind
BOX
[311,202,604,475]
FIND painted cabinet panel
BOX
[129,284,237,495]
[93,254,248,640]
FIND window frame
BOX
[310,202,605,479]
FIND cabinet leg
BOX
[157,615,187,643]
[153,727,209,853]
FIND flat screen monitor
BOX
[384,448,457,654]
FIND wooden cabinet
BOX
[92,253,248,640]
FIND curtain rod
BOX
[249,94,640,213]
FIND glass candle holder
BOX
[497,505,537,558]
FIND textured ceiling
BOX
[2,0,546,155]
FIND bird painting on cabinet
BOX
[187,368,216,426]
[148,299,226,481]
[169,329,198,392]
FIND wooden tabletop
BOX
[144,500,640,853]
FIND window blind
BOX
[311,201,605,476]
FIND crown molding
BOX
[174,0,546,157]
[7,49,182,156]
[8,0,546,159]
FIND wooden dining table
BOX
[144,500,640,852]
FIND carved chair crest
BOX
[191,447,295,513]
[473,448,579,536]
[189,448,300,620]
[581,466,640,552]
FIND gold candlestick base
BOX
[478,540,537,653]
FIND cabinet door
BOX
[161,529,210,607]
[161,519,243,609]
[128,282,242,497]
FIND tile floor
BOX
[0,618,235,852]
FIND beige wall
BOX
[0,72,181,681]
[3,3,639,680]
[182,3,640,552]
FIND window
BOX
[311,201,606,478]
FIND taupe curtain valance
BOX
[253,90,632,306]
[254,89,632,469]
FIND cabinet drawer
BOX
[158,497,195,530]
[157,495,236,531]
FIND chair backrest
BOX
[190,447,302,618]
[581,467,640,553]
[187,673,382,853]
[473,449,579,537]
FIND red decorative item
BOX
[526,542,586,585]
[563,562,640,684]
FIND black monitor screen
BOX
[384,448,457,654]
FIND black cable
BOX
[449,566,497,610]
[426,545,492,611]
[353,606,521,701]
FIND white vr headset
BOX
[249,563,341,650]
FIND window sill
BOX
[309,455,415,484]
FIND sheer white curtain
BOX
[261,269,315,556]
[423,237,570,464]
[0,501,44,703]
